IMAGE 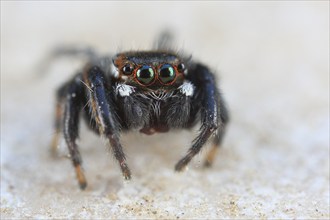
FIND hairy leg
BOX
[83,65,131,180]
[61,76,87,189]
[51,83,69,156]
[175,63,229,171]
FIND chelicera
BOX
[50,34,229,190]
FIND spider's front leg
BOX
[175,63,229,171]
[83,65,131,180]
[52,75,87,189]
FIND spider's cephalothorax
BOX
[51,38,229,190]
[110,51,195,134]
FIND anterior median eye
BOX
[159,64,175,84]
[136,65,155,85]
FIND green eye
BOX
[136,65,155,85]
[159,64,176,84]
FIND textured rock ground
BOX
[1,2,329,219]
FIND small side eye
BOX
[177,63,185,73]
[122,64,134,75]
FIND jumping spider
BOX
[50,34,229,189]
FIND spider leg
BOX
[50,83,68,156]
[175,64,229,171]
[61,76,87,189]
[50,98,63,156]
[37,46,100,77]
[83,66,131,180]
[204,124,228,167]
[50,45,97,59]
[203,89,229,167]
[153,30,175,50]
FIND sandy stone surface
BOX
[1,2,329,219]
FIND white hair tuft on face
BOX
[178,81,194,97]
[115,83,135,97]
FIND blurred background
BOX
[1,1,329,219]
